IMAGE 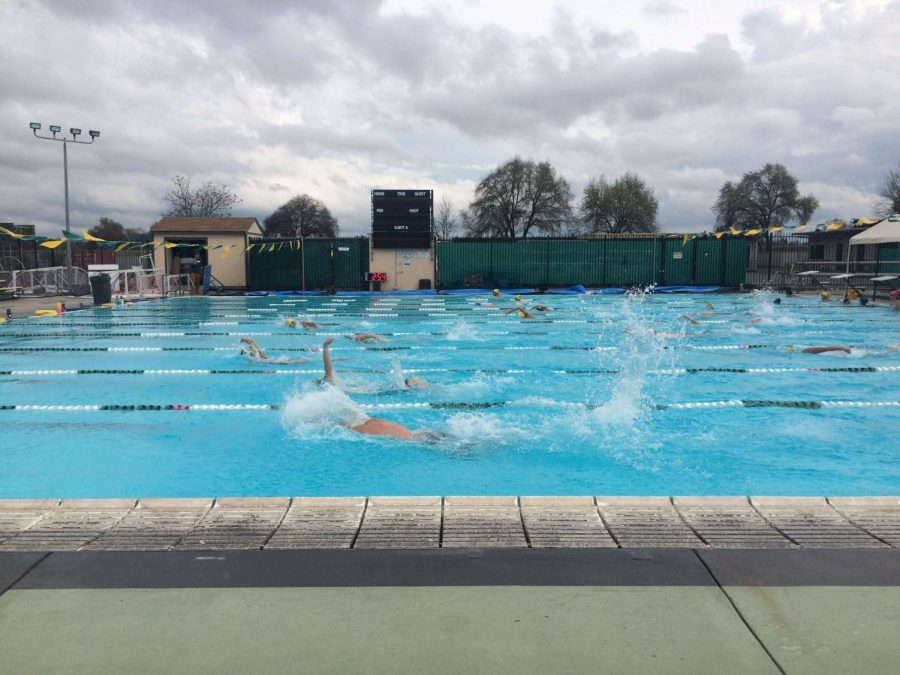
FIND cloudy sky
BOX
[2,0,898,236]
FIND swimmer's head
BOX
[705,302,714,310]
[514,294,522,302]
[516,309,526,318]
[492,289,500,297]
[786,345,797,353]
[774,298,782,304]
[285,318,297,327]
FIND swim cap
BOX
[516,309,526,317]
[514,294,522,301]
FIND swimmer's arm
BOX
[322,338,336,383]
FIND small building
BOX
[150,217,263,290]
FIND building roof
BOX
[150,217,261,233]
[850,215,900,245]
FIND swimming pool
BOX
[1,292,898,498]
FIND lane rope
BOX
[1,400,898,412]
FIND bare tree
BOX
[264,194,339,237]
[580,173,660,234]
[435,197,456,240]
[874,166,900,218]
[467,157,573,239]
[164,175,241,217]
[712,163,818,232]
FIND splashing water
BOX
[281,384,369,435]
[589,290,669,427]
[445,320,480,341]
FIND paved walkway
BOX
[2,548,899,673]
[1,496,898,551]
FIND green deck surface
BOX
[0,587,778,674]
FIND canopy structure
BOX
[848,215,900,246]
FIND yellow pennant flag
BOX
[82,231,105,242]
[795,223,808,231]
[682,234,692,246]
[40,239,65,249]
[729,227,742,236]
[222,245,231,257]
[115,243,129,252]
[164,242,177,249]
[714,231,725,239]
[768,226,783,234]
[826,221,845,231]
[745,229,762,236]
[0,226,24,238]
[267,243,276,252]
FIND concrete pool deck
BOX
[2,547,900,673]
[2,496,898,551]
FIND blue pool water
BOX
[0,292,898,497]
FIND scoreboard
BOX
[371,189,432,249]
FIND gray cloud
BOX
[1,0,898,236]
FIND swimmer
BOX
[240,337,309,364]
[492,288,500,297]
[705,302,714,310]
[773,298,782,305]
[403,375,431,389]
[348,333,387,343]
[504,307,535,319]
[750,317,763,325]
[240,337,268,360]
[514,294,523,302]
[678,314,702,325]
[286,318,322,329]
[801,346,852,355]
[821,289,831,301]
[531,304,552,312]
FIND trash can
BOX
[89,273,112,305]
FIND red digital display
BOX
[368,272,387,282]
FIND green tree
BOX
[264,194,339,237]
[465,157,573,238]
[712,163,818,232]
[579,172,660,234]
[874,166,900,218]
[163,175,241,217]
[88,217,144,241]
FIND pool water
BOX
[1,292,898,497]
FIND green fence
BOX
[247,237,369,291]
[877,243,900,275]
[436,236,747,289]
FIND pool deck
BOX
[3,498,900,673]
[2,496,898,551]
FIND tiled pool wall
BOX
[1,496,897,550]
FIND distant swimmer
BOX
[678,314,702,325]
[285,318,322,329]
[348,333,387,343]
[821,289,832,301]
[403,375,431,389]
[240,337,310,364]
[505,307,535,319]
[492,288,501,297]
[750,317,764,325]
[798,346,852,355]
[705,302,714,310]
[531,304,552,312]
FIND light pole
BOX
[30,122,100,291]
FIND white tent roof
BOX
[849,216,900,245]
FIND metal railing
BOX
[11,266,91,296]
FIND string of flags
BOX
[0,226,303,254]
